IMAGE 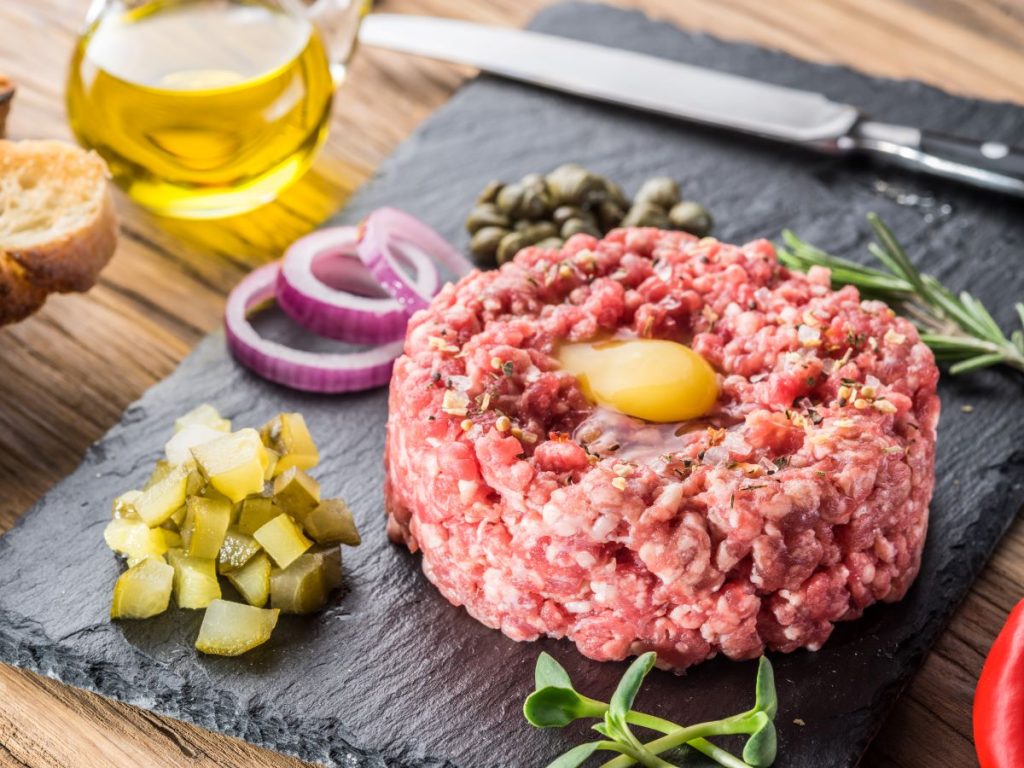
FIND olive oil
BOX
[67,0,335,218]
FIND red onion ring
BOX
[276,226,439,344]
[358,207,474,314]
[226,262,403,394]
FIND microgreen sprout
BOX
[524,652,778,768]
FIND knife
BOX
[359,15,1024,198]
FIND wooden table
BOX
[1,0,1021,765]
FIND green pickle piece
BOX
[310,545,343,591]
[237,497,279,536]
[111,557,173,619]
[263,448,280,482]
[134,464,189,527]
[186,495,232,559]
[168,549,221,609]
[104,518,168,560]
[260,413,319,475]
[191,428,267,503]
[218,528,261,573]
[253,514,311,569]
[174,404,231,433]
[303,499,361,546]
[195,600,279,656]
[144,460,174,490]
[271,466,320,519]
[112,490,142,519]
[226,551,271,607]
[269,550,340,614]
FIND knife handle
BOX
[843,121,1024,198]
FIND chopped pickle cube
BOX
[185,467,205,497]
[111,557,173,619]
[165,505,187,530]
[134,464,189,527]
[112,490,142,519]
[263,448,280,482]
[309,545,343,591]
[237,497,279,536]
[218,529,261,573]
[167,549,221,609]
[253,514,311,569]
[195,600,279,656]
[144,460,174,490]
[225,552,271,607]
[303,499,361,546]
[191,428,266,503]
[104,518,169,560]
[165,424,225,465]
[162,529,183,549]
[260,413,319,475]
[270,554,331,614]
[174,404,231,434]
[271,467,320,519]
[186,495,232,559]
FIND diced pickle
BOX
[226,552,271,607]
[260,413,319,475]
[174,404,231,434]
[165,424,225,466]
[237,497,279,536]
[195,600,279,656]
[309,545,343,591]
[270,554,331,614]
[272,467,320,519]
[263,448,280,482]
[111,557,173,619]
[165,505,187,530]
[186,496,232,560]
[105,518,168,560]
[191,428,266,503]
[163,529,183,549]
[144,460,174,490]
[168,549,221,609]
[253,514,311,569]
[111,490,142,520]
[302,499,361,546]
[218,529,261,573]
[134,464,189,527]
[185,467,205,497]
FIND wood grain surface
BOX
[0,0,1021,766]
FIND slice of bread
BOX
[0,139,117,325]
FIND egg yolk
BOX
[558,339,718,423]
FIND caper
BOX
[520,221,558,244]
[496,231,529,265]
[534,237,565,251]
[545,163,606,206]
[561,217,602,239]
[476,180,504,205]
[621,201,671,229]
[669,201,714,237]
[469,226,509,265]
[496,183,525,216]
[634,177,680,209]
[603,178,629,209]
[519,186,551,220]
[465,203,511,234]
[595,200,626,232]
[552,205,584,227]
[520,172,548,193]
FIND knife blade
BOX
[359,15,1024,198]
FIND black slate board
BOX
[2,4,1023,767]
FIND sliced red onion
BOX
[358,207,474,314]
[225,262,403,393]
[276,226,439,344]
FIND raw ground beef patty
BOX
[384,228,939,671]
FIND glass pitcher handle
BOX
[306,0,372,85]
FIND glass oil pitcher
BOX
[67,0,368,219]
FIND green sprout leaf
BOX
[536,651,575,691]
[525,686,602,728]
[547,741,601,768]
[609,652,657,726]
[741,713,777,768]
[753,657,777,719]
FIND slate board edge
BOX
[1,4,1022,767]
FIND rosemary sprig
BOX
[777,213,1024,376]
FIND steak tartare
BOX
[385,228,939,671]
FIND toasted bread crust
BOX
[0,140,118,325]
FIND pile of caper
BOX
[465,164,713,267]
